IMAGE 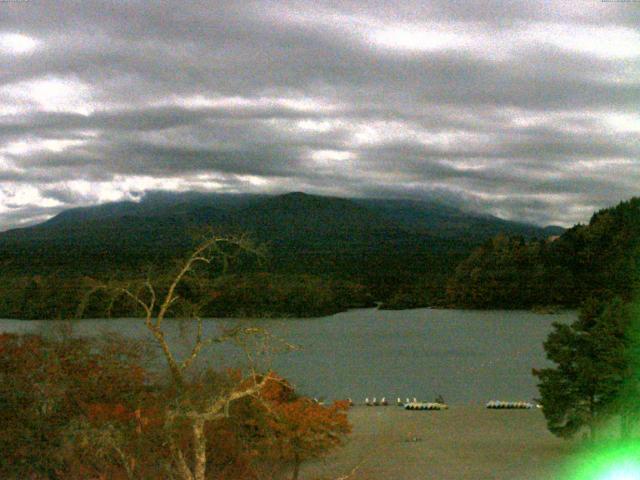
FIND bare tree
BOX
[80,233,292,480]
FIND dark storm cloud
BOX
[0,0,638,230]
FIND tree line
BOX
[0,272,374,320]
[446,197,640,309]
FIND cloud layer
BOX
[1,0,639,229]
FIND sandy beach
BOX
[303,405,579,480]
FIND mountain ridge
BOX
[0,191,563,278]
[4,191,563,237]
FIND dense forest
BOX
[446,197,640,309]
[5,192,638,317]
[529,200,640,441]
[0,273,375,320]
[0,191,559,319]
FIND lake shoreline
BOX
[0,304,575,322]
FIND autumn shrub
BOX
[0,332,150,479]
[0,334,351,480]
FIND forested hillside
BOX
[0,191,559,319]
[0,191,560,276]
[447,198,640,309]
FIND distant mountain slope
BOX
[232,192,407,246]
[0,191,561,276]
[356,198,564,240]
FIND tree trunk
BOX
[169,437,194,480]
[193,418,207,480]
[621,413,631,439]
[291,452,300,480]
[148,325,185,388]
[589,395,597,442]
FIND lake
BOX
[0,308,575,404]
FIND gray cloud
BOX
[0,0,638,230]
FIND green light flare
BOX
[559,299,640,480]
[560,441,640,480]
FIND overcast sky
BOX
[1,0,639,230]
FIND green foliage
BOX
[448,197,640,309]
[378,273,448,310]
[201,273,373,318]
[533,298,631,439]
[0,272,375,320]
[446,234,572,308]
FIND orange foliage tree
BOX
[266,396,352,479]
[0,332,352,480]
[204,374,352,480]
[0,331,150,479]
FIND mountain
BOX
[0,191,561,277]
[232,192,406,246]
[355,198,564,239]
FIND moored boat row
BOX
[326,397,539,410]
[364,397,450,410]
[485,400,536,409]
[404,402,449,411]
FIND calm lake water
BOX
[0,308,575,404]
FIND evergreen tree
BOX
[615,300,640,438]
[533,298,630,439]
